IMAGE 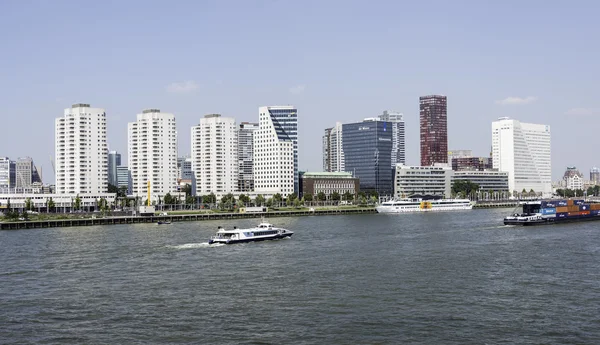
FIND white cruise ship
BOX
[376,198,473,213]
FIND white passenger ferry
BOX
[207,221,293,244]
[376,198,473,213]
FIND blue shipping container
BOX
[557,200,568,206]
[573,200,585,206]
[592,210,600,216]
[580,205,590,211]
[541,208,556,215]
[541,201,557,208]
[556,212,568,218]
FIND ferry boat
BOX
[376,198,473,213]
[504,199,600,226]
[207,221,293,244]
[157,221,171,225]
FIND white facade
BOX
[452,170,509,192]
[492,118,551,197]
[128,109,178,202]
[323,122,345,172]
[0,157,14,190]
[0,193,116,211]
[55,104,107,195]
[254,106,295,196]
[378,111,405,166]
[564,167,584,190]
[191,114,238,195]
[394,164,453,199]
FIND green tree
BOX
[331,191,341,201]
[370,191,379,199]
[358,191,367,200]
[317,192,327,201]
[21,210,29,221]
[286,193,298,206]
[342,191,354,202]
[239,194,251,204]
[594,185,600,196]
[255,195,266,206]
[266,198,273,208]
[181,184,192,197]
[303,193,313,202]
[117,186,128,198]
[47,197,55,213]
[273,193,283,206]
[74,195,81,210]
[185,195,195,205]
[452,180,480,198]
[25,197,32,211]
[108,183,118,194]
[164,193,173,205]
[293,198,301,208]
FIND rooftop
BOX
[302,172,355,179]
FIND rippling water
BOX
[2,209,600,344]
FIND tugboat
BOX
[207,221,293,244]
[504,199,600,226]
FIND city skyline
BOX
[1,1,599,181]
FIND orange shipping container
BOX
[591,203,600,211]
[557,206,569,213]
[567,205,580,212]
[567,200,574,206]
[568,211,582,216]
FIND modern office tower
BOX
[107,151,122,186]
[378,111,405,166]
[420,95,448,166]
[116,166,131,193]
[447,149,473,163]
[563,167,584,190]
[342,120,393,196]
[55,103,108,195]
[492,117,551,196]
[322,122,345,172]
[0,157,15,191]
[238,122,258,192]
[393,164,453,199]
[254,106,296,196]
[128,109,178,201]
[591,167,600,185]
[191,114,238,195]
[15,157,35,188]
[178,157,194,180]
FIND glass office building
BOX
[342,120,393,196]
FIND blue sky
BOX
[1,0,599,183]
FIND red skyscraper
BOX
[420,95,448,166]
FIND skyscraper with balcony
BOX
[322,122,345,173]
[191,114,238,195]
[128,109,177,202]
[55,104,107,195]
[238,122,258,192]
[420,95,448,166]
[0,157,15,192]
[378,111,405,166]
[492,117,551,196]
[254,106,296,196]
[108,151,122,186]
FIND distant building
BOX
[300,172,359,200]
[108,151,122,186]
[0,157,15,191]
[377,111,405,166]
[238,122,258,192]
[192,114,238,195]
[420,95,448,166]
[254,106,297,196]
[394,164,453,199]
[452,171,509,193]
[591,167,600,185]
[116,166,131,193]
[447,150,473,163]
[492,117,551,196]
[563,166,584,190]
[177,156,193,180]
[343,120,393,196]
[56,104,108,195]
[128,109,178,201]
[452,157,493,171]
[323,122,344,172]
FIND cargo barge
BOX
[503,199,600,226]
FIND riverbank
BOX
[0,207,377,230]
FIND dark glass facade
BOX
[268,108,298,194]
[342,121,393,196]
[420,95,448,166]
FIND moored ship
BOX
[376,198,473,213]
[503,199,600,226]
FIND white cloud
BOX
[289,84,306,95]
[166,80,199,94]
[565,108,600,116]
[495,96,537,105]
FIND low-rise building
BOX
[300,172,359,199]
[564,166,584,190]
[0,193,116,212]
[393,164,452,199]
[452,170,509,192]
[451,157,493,171]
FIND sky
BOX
[1,0,599,183]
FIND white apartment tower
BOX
[492,117,551,196]
[238,122,258,192]
[128,109,177,202]
[55,104,107,194]
[326,122,345,172]
[254,106,296,196]
[191,114,238,195]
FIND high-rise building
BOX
[254,106,296,196]
[420,95,448,166]
[394,164,452,199]
[108,151,122,186]
[128,109,177,201]
[15,157,35,188]
[238,122,258,192]
[492,117,551,196]
[590,167,600,185]
[343,120,393,196]
[0,157,15,191]
[191,114,238,195]
[447,149,473,163]
[563,167,584,190]
[323,122,345,172]
[178,157,194,180]
[116,166,131,193]
[55,104,107,195]
[378,111,405,166]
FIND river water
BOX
[2,209,600,344]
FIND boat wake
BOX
[167,242,225,249]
